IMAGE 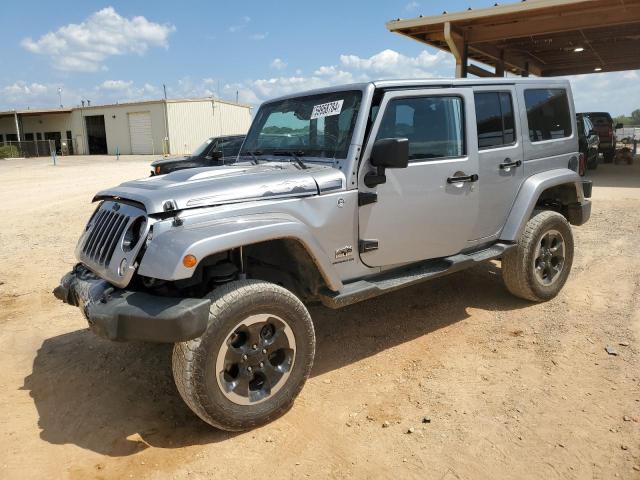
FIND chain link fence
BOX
[0,140,58,159]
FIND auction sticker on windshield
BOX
[311,100,344,120]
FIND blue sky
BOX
[1,0,638,114]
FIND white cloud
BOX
[250,32,269,40]
[99,80,133,90]
[270,58,287,70]
[568,70,640,116]
[339,49,449,78]
[6,44,638,117]
[228,16,251,33]
[21,7,175,72]
[0,81,65,107]
[405,1,420,11]
[224,48,453,104]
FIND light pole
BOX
[58,88,62,108]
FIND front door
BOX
[358,88,479,267]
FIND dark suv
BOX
[584,112,622,163]
[576,113,600,174]
[151,135,245,175]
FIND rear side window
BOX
[376,96,465,161]
[474,92,516,149]
[524,89,572,142]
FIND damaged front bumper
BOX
[53,264,210,343]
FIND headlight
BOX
[122,217,146,252]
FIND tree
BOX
[631,109,640,125]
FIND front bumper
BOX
[53,264,210,343]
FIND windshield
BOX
[191,138,213,157]
[241,90,362,160]
[214,136,245,157]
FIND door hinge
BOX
[358,192,378,206]
[359,239,379,253]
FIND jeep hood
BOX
[94,161,345,214]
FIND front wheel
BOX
[502,210,574,302]
[172,280,315,431]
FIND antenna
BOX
[163,84,167,100]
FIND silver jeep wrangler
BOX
[55,78,591,431]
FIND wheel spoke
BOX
[216,313,297,405]
[262,361,286,384]
[264,328,290,351]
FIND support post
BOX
[444,22,467,78]
[495,50,505,77]
[13,110,21,142]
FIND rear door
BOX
[469,87,525,241]
[358,88,479,267]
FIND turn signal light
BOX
[183,254,197,268]
[155,166,161,175]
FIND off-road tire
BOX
[172,280,315,431]
[502,210,574,302]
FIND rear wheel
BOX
[502,210,574,302]
[172,280,315,431]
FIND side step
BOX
[319,242,515,309]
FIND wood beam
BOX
[467,64,496,78]
[468,44,543,76]
[542,60,640,76]
[465,7,640,44]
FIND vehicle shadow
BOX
[22,263,529,456]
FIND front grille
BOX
[76,200,150,288]
[81,209,130,267]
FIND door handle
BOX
[447,173,479,184]
[499,158,522,170]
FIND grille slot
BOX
[82,209,130,267]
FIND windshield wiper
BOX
[240,150,263,165]
[273,150,308,170]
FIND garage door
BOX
[128,112,153,154]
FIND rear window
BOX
[474,91,516,149]
[588,114,612,126]
[524,89,572,142]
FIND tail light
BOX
[608,126,613,138]
[578,152,586,176]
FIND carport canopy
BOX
[386,0,640,78]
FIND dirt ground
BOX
[0,155,638,480]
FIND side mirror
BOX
[371,138,409,169]
[209,150,223,159]
[615,123,623,130]
[365,138,409,188]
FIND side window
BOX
[584,116,593,136]
[524,88,572,142]
[376,96,464,161]
[474,91,516,149]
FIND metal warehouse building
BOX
[0,97,252,156]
